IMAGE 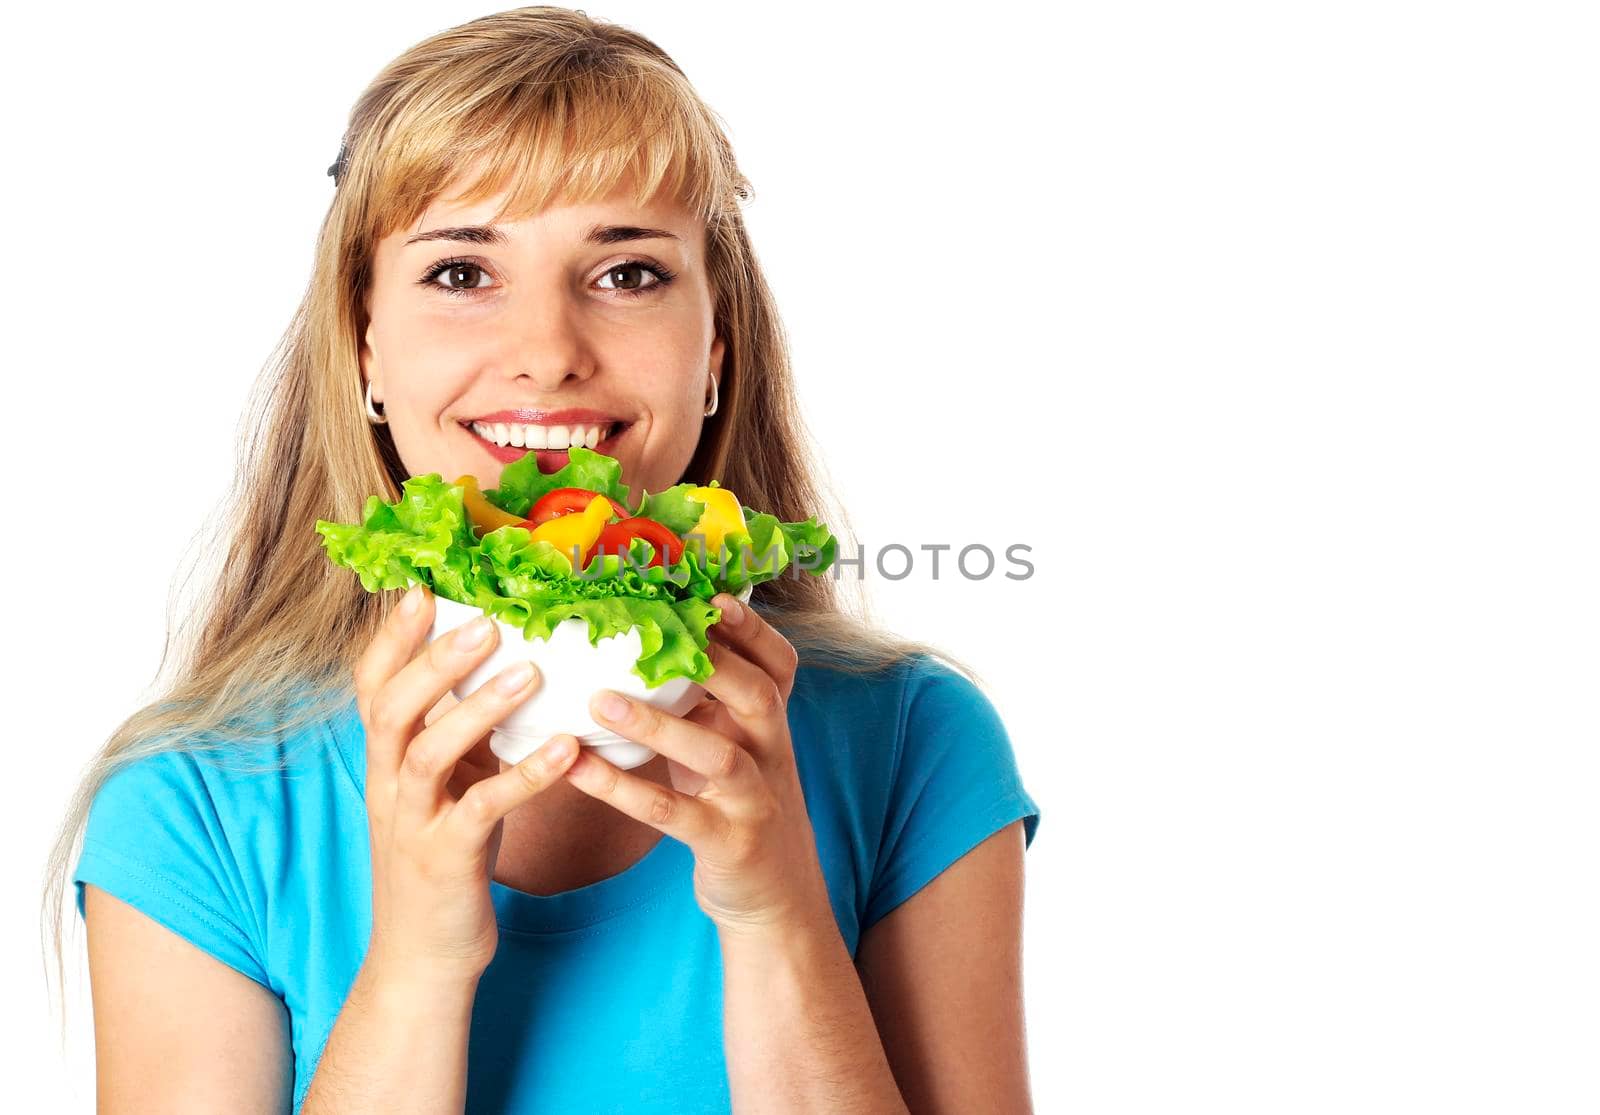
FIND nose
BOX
[504,293,599,391]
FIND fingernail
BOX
[399,584,422,616]
[453,616,492,649]
[494,660,534,694]
[540,735,577,763]
[595,691,629,721]
[718,595,744,626]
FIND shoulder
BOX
[789,649,962,719]
[76,691,365,931]
[789,652,1003,776]
[75,691,368,989]
[785,652,936,791]
[84,691,362,839]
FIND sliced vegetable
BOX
[593,517,685,568]
[685,484,747,554]
[528,486,629,525]
[527,494,614,570]
[455,475,526,537]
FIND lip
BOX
[464,407,626,425]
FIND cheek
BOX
[668,321,719,388]
[390,310,483,365]
[391,369,475,431]
[601,333,703,407]
[376,318,481,413]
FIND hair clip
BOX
[327,138,349,185]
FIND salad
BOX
[315,447,837,687]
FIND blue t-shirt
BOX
[73,653,1041,1113]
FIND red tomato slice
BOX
[591,517,685,568]
[527,487,629,524]
[591,522,636,562]
[621,518,686,566]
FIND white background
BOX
[5,2,1596,1111]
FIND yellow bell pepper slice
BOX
[529,494,613,571]
[686,484,747,555]
[455,475,525,537]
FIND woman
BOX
[43,7,1041,1112]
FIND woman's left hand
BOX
[566,592,835,938]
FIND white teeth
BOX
[470,421,614,449]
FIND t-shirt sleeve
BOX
[861,658,1041,931]
[72,749,272,989]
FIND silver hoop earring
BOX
[703,373,719,418]
[364,380,388,425]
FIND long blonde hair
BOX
[41,4,977,1035]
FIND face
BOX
[359,176,725,504]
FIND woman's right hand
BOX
[352,582,580,984]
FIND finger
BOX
[562,745,725,843]
[710,593,800,700]
[695,638,791,750]
[366,608,501,783]
[427,692,502,783]
[397,658,544,821]
[587,690,764,801]
[352,583,435,777]
[446,734,582,845]
[683,696,739,739]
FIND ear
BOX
[359,319,380,403]
[709,333,726,381]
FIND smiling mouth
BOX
[461,419,631,451]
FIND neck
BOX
[424,689,669,896]
[491,750,671,896]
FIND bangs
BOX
[361,55,745,241]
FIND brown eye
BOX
[436,263,491,291]
[599,263,655,292]
[596,259,677,298]
[417,258,497,299]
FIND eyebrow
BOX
[402,223,682,247]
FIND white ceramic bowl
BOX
[427,583,752,771]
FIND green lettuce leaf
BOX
[631,482,709,534]
[465,587,719,688]
[314,474,485,598]
[483,445,631,518]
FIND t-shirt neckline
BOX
[489,833,689,935]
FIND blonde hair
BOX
[40,4,979,1037]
